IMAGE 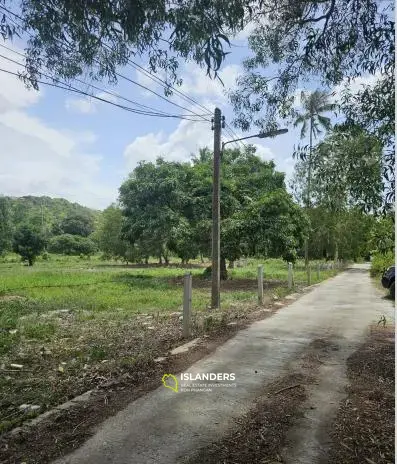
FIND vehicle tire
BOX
[390,281,395,300]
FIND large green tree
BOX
[291,127,384,260]
[47,234,97,256]
[13,225,46,265]
[292,127,384,213]
[229,0,394,200]
[119,147,308,275]
[95,204,128,260]
[59,212,95,237]
[119,159,189,264]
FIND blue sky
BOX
[0,27,375,210]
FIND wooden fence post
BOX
[258,265,264,304]
[288,262,293,289]
[183,273,192,338]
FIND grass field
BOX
[0,254,342,432]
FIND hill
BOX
[5,195,101,235]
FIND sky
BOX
[0,26,377,210]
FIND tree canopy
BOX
[13,225,46,265]
[291,127,384,213]
[118,147,308,271]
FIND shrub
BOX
[370,251,395,277]
[282,248,298,264]
[13,226,46,266]
[48,234,98,256]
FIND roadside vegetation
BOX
[0,253,342,433]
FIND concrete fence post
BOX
[183,273,192,338]
[288,262,293,289]
[258,265,264,305]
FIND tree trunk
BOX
[305,117,314,271]
[228,260,235,269]
[145,256,149,265]
[28,257,33,266]
[158,255,162,264]
[220,257,228,280]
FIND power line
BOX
[0,5,212,122]
[0,43,209,120]
[0,64,208,121]
[224,125,248,149]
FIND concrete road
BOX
[54,264,394,464]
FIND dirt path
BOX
[53,264,393,464]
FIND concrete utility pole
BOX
[211,108,222,309]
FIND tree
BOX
[118,147,302,277]
[0,196,13,256]
[13,226,46,265]
[341,78,395,210]
[239,189,309,261]
[293,89,335,267]
[96,205,127,260]
[119,159,189,264]
[230,0,394,199]
[291,127,384,260]
[1,0,251,90]
[168,218,199,264]
[293,127,384,213]
[47,234,97,256]
[60,212,95,237]
[370,215,395,255]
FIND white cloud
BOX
[0,110,116,208]
[123,117,275,173]
[65,96,96,114]
[65,91,118,114]
[232,22,257,42]
[0,48,116,209]
[124,118,213,171]
[179,64,242,106]
[332,72,382,103]
[0,44,41,113]
[133,61,242,110]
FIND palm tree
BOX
[294,89,336,270]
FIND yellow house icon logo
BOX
[162,374,178,392]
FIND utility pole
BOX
[211,108,222,309]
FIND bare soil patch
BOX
[324,324,395,464]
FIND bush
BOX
[13,226,47,266]
[370,251,395,277]
[282,249,298,264]
[48,234,97,256]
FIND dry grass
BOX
[326,324,395,464]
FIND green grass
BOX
[0,253,342,431]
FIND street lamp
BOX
[222,128,288,151]
[211,125,288,310]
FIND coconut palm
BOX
[294,89,336,270]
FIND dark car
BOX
[381,265,395,299]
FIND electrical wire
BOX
[0,43,209,119]
[0,5,212,122]
[0,64,208,121]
